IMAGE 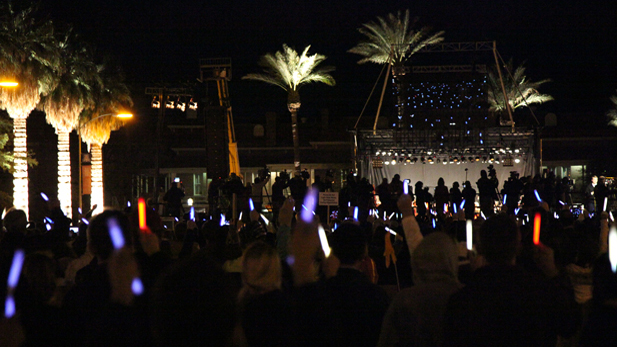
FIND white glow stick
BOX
[388,212,395,220]
[190,207,195,221]
[453,203,458,214]
[604,197,608,212]
[369,209,373,216]
[385,226,397,236]
[301,189,317,223]
[554,212,559,219]
[239,211,243,221]
[318,224,331,258]
[46,224,52,231]
[481,211,486,220]
[610,211,614,222]
[503,194,507,205]
[78,207,83,215]
[1,208,6,220]
[81,218,89,225]
[354,207,359,221]
[558,200,565,206]
[260,214,269,226]
[249,198,254,212]
[534,190,542,202]
[609,226,617,273]
[40,192,49,201]
[403,179,409,195]
[220,214,225,227]
[466,220,473,251]
[127,201,131,208]
[460,199,465,210]
[107,218,125,250]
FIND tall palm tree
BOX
[0,2,61,218]
[79,62,132,212]
[348,10,444,128]
[606,93,617,127]
[487,60,553,122]
[242,44,335,173]
[40,30,100,218]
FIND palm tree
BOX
[243,44,335,173]
[40,30,100,218]
[606,93,617,127]
[348,10,444,128]
[0,2,61,218]
[487,60,553,123]
[79,62,132,212]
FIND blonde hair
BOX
[238,242,281,302]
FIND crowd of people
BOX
[0,169,616,346]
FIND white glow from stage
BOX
[13,118,28,218]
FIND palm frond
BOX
[242,44,335,93]
[487,60,553,112]
[348,9,444,66]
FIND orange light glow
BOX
[138,198,147,232]
[533,213,541,245]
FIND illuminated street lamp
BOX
[78,112,133,213]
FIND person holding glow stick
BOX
[444,214,577,346]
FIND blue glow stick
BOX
[249,198,254,212]
[558,200,565,206]
[81,218,89,225]
[7,249,25,289]
[333,223,338,231]
[174,217,179,222]
[78,207,83,215]
[388,211,394,220]
[40,192,49,201]
[127,201,131,208]
[515,208,520,215]
[609,226,617,273]
[190,207,195,221]
[534,190,542,202]
[132,278,144,296]
[220,214,225,227]
[503,194,507,205]
[432,218,436,229]
[107,218,125,250]
[45,223,52,231]
[45,217,53,224]
[354,207,359,221]
[301,189,317,223]
[4,296,15,318]
[460,199,465,210]
[453,203,458,214]
[369,209,373,216]
[444,203,447,214]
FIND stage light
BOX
[189,99,198,110]
[176,99,186,112]
[165,97,175,109]
[475,156,480,162]
[391,159,396,165]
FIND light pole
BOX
[77,112,133,213]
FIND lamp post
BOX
[77,112,133,213]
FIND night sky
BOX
[39,0,617,125]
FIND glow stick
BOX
[534,190,542,202]
[425,202,429,210]
[453,203,458,214]
[466,220,473,251]
[403,179,409,195]
[369,209,373,216]
[554,212,559,219]
[45,217,53,224]
[131,278,144,296]
[174,217,179,222]
[249,198,254,212]
[610,211,614,222]
[239,211,243,221]
[354,207,359,221]
[317,225,331,258]
[260,214,269,226]
[515,208,520,215]
[333,223,338,231]
[385,227,397,236]
[533,213,541,245]
[444,204,448,214]
[190,207,195,221]
[503,194,507,205]
[481,211,486,220]
[40,192,49,201]
[604,197,608,212]
[301,189,317,223]
[432,218,436,229]
[388,212,394,220]
[138,198,147,231]
[7,249,24,289]
[348,202,351,207]
[81,218,89,225]
[609,226,617,273]
[78,207,82,215]
[108,218,125,250]
[558,200,565,206]
[460,199,465,210]
[220,214,225,227]
[1,208,5,219]
[46,224,52,231]
[127,201,131,208]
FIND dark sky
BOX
[39,0,617,124]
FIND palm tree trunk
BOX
[290,110,300,174]
[13,117,29,218]
[57,130,72,218]
[90,143,103,211]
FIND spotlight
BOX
[176,99,186,112]
[442,159,447,165]
[165,97,175,109]
[391,159,396,165]
[189,99,198,110]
